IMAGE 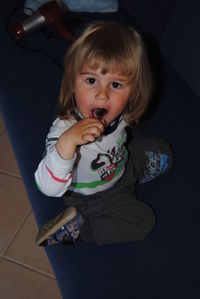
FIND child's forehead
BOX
[80,60,130,78]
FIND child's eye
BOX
[86,78,97,85]
[112,82,122,89]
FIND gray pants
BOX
[63,135,174,245]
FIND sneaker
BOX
[35,207,84,246]
[140,151,170,183]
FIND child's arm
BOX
[35,117,104,197]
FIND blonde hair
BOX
[57,21,153,124]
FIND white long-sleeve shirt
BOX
[35,116,128,197]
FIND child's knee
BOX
[134,204,156,241]
[122,199,156,242]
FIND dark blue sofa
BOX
[1,0,200,298]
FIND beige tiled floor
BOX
[0,113,61,299]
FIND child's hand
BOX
[69,118,104,145]
[56,118,104,160]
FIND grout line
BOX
[0,168,22,179]
[1,208,32,257]
[2,256,56,280]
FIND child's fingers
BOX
[82,133,96,143]
[85,119,104,134]
[83,125,102,138]
[70,118,104,145]
[80,118,104,130]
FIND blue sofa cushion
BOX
[1,0,200,298]
[161,0,200,97]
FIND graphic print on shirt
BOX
[91,130,128,182]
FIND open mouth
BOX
[91,108,107,121]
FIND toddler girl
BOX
[35,21,173,246]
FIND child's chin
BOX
[106,115,118,124]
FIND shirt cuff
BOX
[46,145,77,173]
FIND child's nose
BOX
[95,86,109,102]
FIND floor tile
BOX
[0,259,61,299]
[0,173,30,254]
[0,130,21,176]
[5,212,55,277]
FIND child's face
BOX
[73,63,132,124]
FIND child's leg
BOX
[128,135,174,184]
[80,194,156,245]
[65,161,156,245]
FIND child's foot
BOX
[35,207,84,246]
[140,151,170,183]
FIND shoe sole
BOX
[35,207,77,245]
